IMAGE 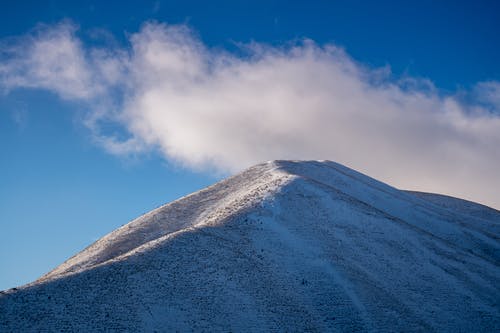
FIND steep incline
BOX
[39,162,293,282]
[1,160,499,332]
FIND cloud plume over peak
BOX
[1,21,500,208]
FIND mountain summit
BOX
[1,160,499,331]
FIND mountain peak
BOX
[2,160,499,332]
[36,159,400,282]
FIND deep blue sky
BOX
[1,0,499,290]
[2,0,499,89]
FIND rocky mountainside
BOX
[1,160,499,332]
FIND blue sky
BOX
[1,1,499,290]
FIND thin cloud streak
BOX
[1,21,499,208]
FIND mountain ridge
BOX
[1,160,499,332]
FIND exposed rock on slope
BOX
[1,160,499,332]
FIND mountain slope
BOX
[1,160,499,332]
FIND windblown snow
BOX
[1,160,499,332]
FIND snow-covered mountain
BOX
[1,160,499,332]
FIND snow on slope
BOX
[38,162,294,282]
[1,160,499,332]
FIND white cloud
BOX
[0,22,97,100]
[1,21,500,209]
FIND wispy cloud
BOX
[1,21,500,208]
[0,22,97,99]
